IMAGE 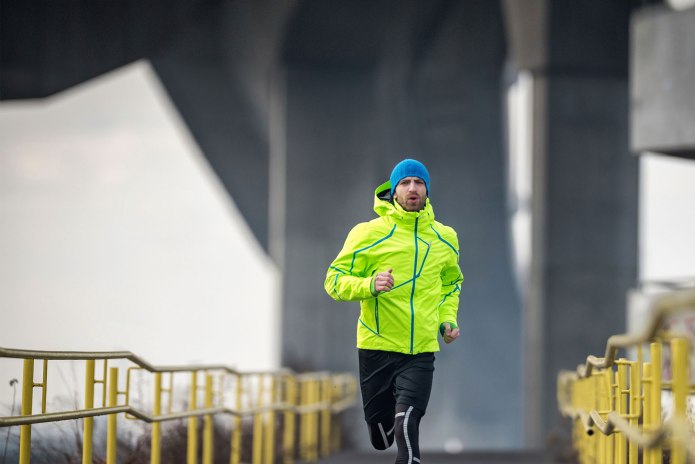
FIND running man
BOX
[325,158,463,464]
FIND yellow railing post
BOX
[83,360,95,464]
[283,375,296,464]
[306,380,314,462]
[590,374,598,463]
[263,375,276,464]
[38,361,47,416]
[616,360,627,464]
[203,374,214,464]
[581,378,591,463]
[19,359,34,464]
[650,342,662,464]
[670,338,688,464]
[299,380,307,462]
[569,378,578,461]
[307,379,315,462]
[593,371,604,462]
[106,367,118,464]
[603,369,614,464]
[230,374,242,464]
[95,360,108,412]
[628,360,639,464]
[252,375,265,464]
[152,372,162,464]
[188,371,198,464]
[643,362,652,464]
[330,377,341,454]
[320,377,331,459]
[309,379,319,462]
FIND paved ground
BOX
[319,450,561,463]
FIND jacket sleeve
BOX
[438,228,463,326]
[325,223,376,302]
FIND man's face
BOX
[393,176,427,212]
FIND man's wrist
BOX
[370,277,378,297]
[439,321,458,335]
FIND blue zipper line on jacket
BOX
[416,237,430,276]
[439,283,460,307]
[349,224,396,274]
[390,238,429,293]
[409,217,419,354]
[359,318,379,336]
[430,225,458,255]
[329,266,346,301]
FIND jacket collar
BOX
[373,180,435,226]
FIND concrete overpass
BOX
[3,0,693,453]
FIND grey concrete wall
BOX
[0,0,288,250]
[535,0,639,439]
[631,5,695,158]
[502,0,639,445]
[152,48,271,250]
[0,0,212,100]
[280,0,523,449]
[543,76,638,433]
[151,1,297,251]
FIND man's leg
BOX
[358,349,397,450]
[394,403,423,464]
[393,352,435,463]
[366,414,395,450]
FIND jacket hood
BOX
[373,180,434,225]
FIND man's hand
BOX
[373,269,394,293]
[440,322,460,344]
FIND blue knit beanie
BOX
[389,159,430,195]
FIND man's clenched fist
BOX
[373,268,394,293]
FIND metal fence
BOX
[557,289,695,464]
[0,347,357,464]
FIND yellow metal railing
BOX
[557,289,695,464]
[0,347,357,464]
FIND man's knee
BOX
[394,404,423,464]
[367,420,395,450]
[394,404,423,441]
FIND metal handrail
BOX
[0,400,353,427]
[0,347,291,375]
[576,289,695,378]
[559,404,695,458]
[0,346,358,464]
[557,288,695,464]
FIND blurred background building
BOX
[1,0,694,452]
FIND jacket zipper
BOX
[409,217,419,353]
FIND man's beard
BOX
[396,195,425,212]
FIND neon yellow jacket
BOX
[325,181,463,354]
